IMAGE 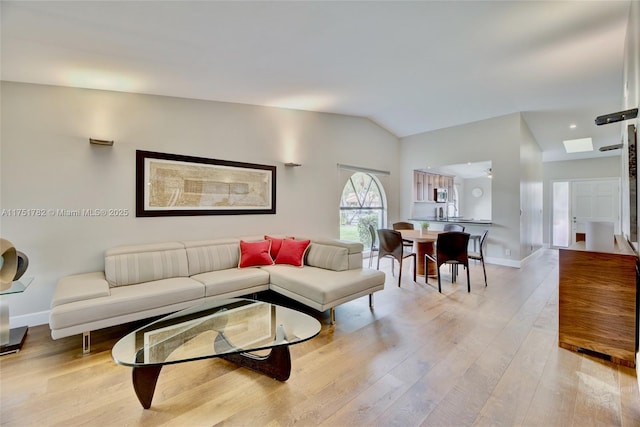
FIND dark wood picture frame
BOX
[136,150,276,217]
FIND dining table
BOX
[398,229,442,277]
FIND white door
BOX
[571,179,620,244]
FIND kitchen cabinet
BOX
[413,171,454,203]
[414,171,424,201]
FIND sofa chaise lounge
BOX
[49,235,386,352]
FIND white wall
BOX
[401,113,523,264]
[462,177,492,220]
[0,82,400,324]
[519,115,543,258]
[625,0,640,367]
[542,157,621,245]
[623,0,640,243]
[625,0,640,113]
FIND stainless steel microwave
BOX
[435,188,448,203]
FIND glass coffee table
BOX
[112,298,321,409]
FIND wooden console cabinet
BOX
[559,235,638,367]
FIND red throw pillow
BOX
[264,235,294,260]
[274,239,311,267]
[238,240,274,268]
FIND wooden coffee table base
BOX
[131,333,292,409]
[217,346,291,382]
[132,365,163,409]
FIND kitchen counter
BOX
[411,217,492,225]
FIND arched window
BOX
[339,172,386,252]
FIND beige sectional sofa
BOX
[49,236,386,351]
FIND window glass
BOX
[339,172,386,251]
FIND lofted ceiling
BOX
[0,1,634,162]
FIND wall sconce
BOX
[284,162,301,167]
[595,108,638,126]
[89,138,114,146]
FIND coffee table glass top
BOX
[112,298,321,367]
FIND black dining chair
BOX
[377,229,416,287]
[443,224,465,275]
[368,224,379,268]
[392,221,415,250]
[468,229,489,287]
[425,231,471,293]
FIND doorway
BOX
[551,178,621,247]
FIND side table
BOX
[1,277,33,355]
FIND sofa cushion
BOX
[238,240,274,268]
[185,242,240,275]
[306,243,349,271]
[275,239,311,267]
[49,277,204,330]
[51,272,111,308]
[304,238,363,255]
[264,265,384,305]
[105,242,189,287]
[191,268,270,297]
[264,235,294,260]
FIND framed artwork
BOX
[136,150,276,217]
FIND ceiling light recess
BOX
[563,137,593,153]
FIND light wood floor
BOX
[2,249,640,426]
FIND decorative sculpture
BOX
[0,238,18,291]
[14,251,29,281]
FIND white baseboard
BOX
[485,256,521,268]
[520,247,544,267]
[485,247,544,269]
[11,310,49,328]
